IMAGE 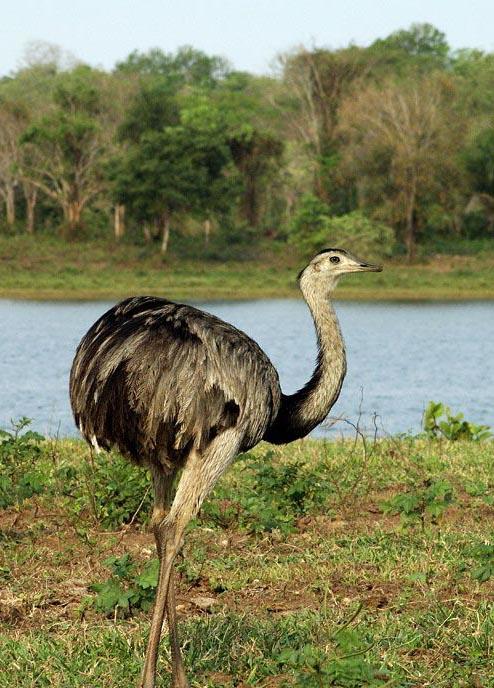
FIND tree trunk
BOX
[404,177,417,262]
[25,186,38,234]
[64,201,83,234]
[6,184,15,227]
[241,176,259,227]
[143,224,152,242]
[204,218,211,245]
[114,204,126,240]
[160,212,170,254]
[404,216,416,262]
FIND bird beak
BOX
[358,262,383,272]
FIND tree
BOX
[111,95,235,253]
[463,128,494,235]
[0,98,25,228]
[115,46,230,90]
[370,23,450,74]
[280,46,369,205]
[289,195,394,258]
[20,66,112,234]
[229,128,283,228]
[339,76,464,259]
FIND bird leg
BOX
[140,519,187,688]
[140,430,241,688]
[145,466,187,688]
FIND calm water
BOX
[1,298,493,438]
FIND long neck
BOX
[264,284,347,444]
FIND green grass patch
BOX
[1,425,494,686]
[1,235,494,301]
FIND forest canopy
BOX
[1,24,494,260]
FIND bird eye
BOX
[330,256,340,264]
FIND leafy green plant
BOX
[60,450,152,529]
[383,478,454,530]
[278,630,389,687]
[200,452,332,534]
[465,480,494,507]
[289,197,395,259]
[423,401,492,441]
[466,543,494,583]
[0,418,46,509]
[89,554,159,617]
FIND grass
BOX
[1,430,494,686]
[1,234,494,301]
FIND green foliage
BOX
[370,22,450,73]
[53,65,103,115]
[290,199,394,258]
[463,128,494,196]
[380,23,449,58]
[115,46,230,90]
[59,451,152,529]
[201,452,331,534]
[111,101,236,244]
[423,401,492,441]
[467,543,494,583]
[89,554,159,617]
[0,418,46,509]
[383,478,454,530]
[278,630,388,687]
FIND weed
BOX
[59,451,152,529]
[0,418,46,509]
[383,478,454,530]
[278,629,390,687]
[88,554,159,617]
[423,401,492,441]
[466,543,494,583]
[200,452,333,534]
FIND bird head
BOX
[298,248,383,296]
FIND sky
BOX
[1,0,494,77]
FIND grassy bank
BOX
[1,235,494,301]
[1,431,494,686]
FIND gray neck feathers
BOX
[264,279,347,444]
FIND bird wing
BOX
[70,297,281,463]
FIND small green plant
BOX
[278,630,389,687]
[423,401,492,441]
[0,418,46,509]
[383,478,454,530]
[89,554,159,617]
[61,450,153,529]
[200,452,332,534]
[466,543,494,583]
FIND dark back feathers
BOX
[70,297,281,467]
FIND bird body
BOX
[69,249,382,688]
[70,296,281,468]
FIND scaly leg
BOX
[148,465,187,687]
[140,429,241,688]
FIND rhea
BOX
[69,248,382,688]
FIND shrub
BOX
[88,554,159,617]
[383,478,454,530]
[200,452,333,534]
[59,450,153,529]
[278,630,388,687]
[290,196,395,259]
[423,401,492,441]
[0,418,47,509]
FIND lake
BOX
[1,298,493,438]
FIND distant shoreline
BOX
[1,288,494,302]
[1,235,493,303]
